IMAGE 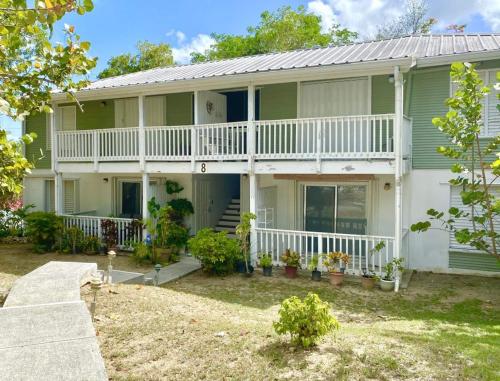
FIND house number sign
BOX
[201,163,207,173]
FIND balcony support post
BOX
[393,65,404,292]
[54,172,63,215]
[138,95,145,171]
[249,172,258,265]
[50,103,58,173]
[247,84,255,174]
[191,91,199,172]
[142,172,150,237]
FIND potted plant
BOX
[258,252,273,276]
[308,254,322,281]
[380,258,404,291]
[281,249,301,278]
[361,268,379,290]
[323,252,350,286]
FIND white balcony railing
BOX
[61,214,141,247]
[55,114,405,165]
[255,227,395,276]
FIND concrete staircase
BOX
[214,198,240,238]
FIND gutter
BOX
[416,50,500,68]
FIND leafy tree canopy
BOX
[0,0,96,119]
[191,5,357,63]
[97,41,174,79]
[376,0,437,39]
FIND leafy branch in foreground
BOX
[411,62,499,259]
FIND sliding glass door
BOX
[304,185,367,235]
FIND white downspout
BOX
[394,66,403,292]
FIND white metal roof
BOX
[86,34,500,91]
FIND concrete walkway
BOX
[143,255,201,285]
[0,261,107,381]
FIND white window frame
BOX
[449,68,499,138]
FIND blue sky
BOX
[2,0,499,137]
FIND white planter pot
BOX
[379,279,395,291]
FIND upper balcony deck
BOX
[55,113,412,174]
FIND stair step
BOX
[225,209,240,215]
[221,214,240,221]
[218,220,239,227]
[215,226,236,233]
[231,198,240,203]
[227,203,240,209]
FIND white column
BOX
[54,172,63,215]
[138,95,145,170]
[142,172,150,229]
[393,66,403,292]
[191,91,199,172]
[249,173,258,264]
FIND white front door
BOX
[114,98,139,128]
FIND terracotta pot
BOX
[329,272,344,286]
[284,265,298,279]
[361,276,376,290]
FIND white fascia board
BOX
[51,58,413,103]
[416,51,500,68]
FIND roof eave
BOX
[416,50,500,68]
[51,57,413,102]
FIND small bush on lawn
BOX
[25,212,63,253]
[273,292,339,348]
[60,226,85,254]
[188,228,240,275]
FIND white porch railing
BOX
[195,122,247,160]
[402,116,412,173]
[255,228,395,275]
[55,114,406,164]
[255,114,395,159]
[61,214,141,247]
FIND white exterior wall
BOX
[406,169,451,271]
[23,175,50,211]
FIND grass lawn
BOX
[1,244,499,380]
[0,243,152,291]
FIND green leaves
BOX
[273,293,339,348]
[190,6,357,63]
[0,0,96,118]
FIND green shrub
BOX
[132,241,151,264]
[273,293,339,348]
[83,235,100,254]
[258,252,273,267]
[188,228,240,275]
[25,212,63,252]
[61,226,85,254]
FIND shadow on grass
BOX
[165,269,500,328]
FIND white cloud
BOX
[171,33,215,64]
[307,0,500,40]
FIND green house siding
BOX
[449,251,500,272]
[25,113,51,169]
[371,75,395,114]
[408,68,453,169]
[77,100,115,130]
[166,92,193,125]
[260,82,297,120]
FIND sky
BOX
[2,0,500,138]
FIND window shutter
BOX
[59,106,76,131]
[486,71,500,136]
[45,180,55,212]
[115,98,139,128]
[63,180,79,214]
[144,96,166,126]
[449,186,500,251]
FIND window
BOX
[451,69,500,137]
[304,184,367,235]
[449,186,499,251]
[44,179,79,214]
[114,98,139,128]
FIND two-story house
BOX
[22,34,500,280]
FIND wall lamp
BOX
[388,74,395,84]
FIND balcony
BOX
[55,114,411,173]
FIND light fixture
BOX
[388,74,395,84]
[103,177,109,183]
[384,182,391,191]
[100,101,107,107]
